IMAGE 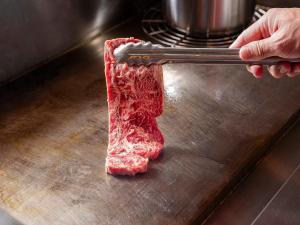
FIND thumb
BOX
[240,37,275,60]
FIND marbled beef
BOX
[104,38,164,176]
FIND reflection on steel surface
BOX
[142,5,269,48]
[204,118,300,225]
[0,0,128,85]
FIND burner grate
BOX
[142,5,270,48]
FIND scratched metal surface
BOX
[204,118,300,225]
[0,19,300,225]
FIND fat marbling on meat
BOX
[104,38,164,176]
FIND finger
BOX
[230,18,266,48]
[287,63,300,77]
[246,65,263,78]
[249,65,264,78]
[246,65,251,73]
[267,63,291,78]
[239,37,275,60]
[268,65,283,78]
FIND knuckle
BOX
[254,41,264,56]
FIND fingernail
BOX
[279,66,288,74]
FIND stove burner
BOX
[142,5,270,48]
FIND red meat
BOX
[104,38,164,176]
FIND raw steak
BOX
[104,38,164,176]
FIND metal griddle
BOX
[1,19,300,225]
[205,118,300,225]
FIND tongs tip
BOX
[114,41,162,65]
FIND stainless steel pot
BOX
[163,0,256,36]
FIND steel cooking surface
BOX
[1,12,300,225]
[142,5,269,48]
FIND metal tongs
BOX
[114,42,300,66]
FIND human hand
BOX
[230,8,300,78]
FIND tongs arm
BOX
[114,42,300,66]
